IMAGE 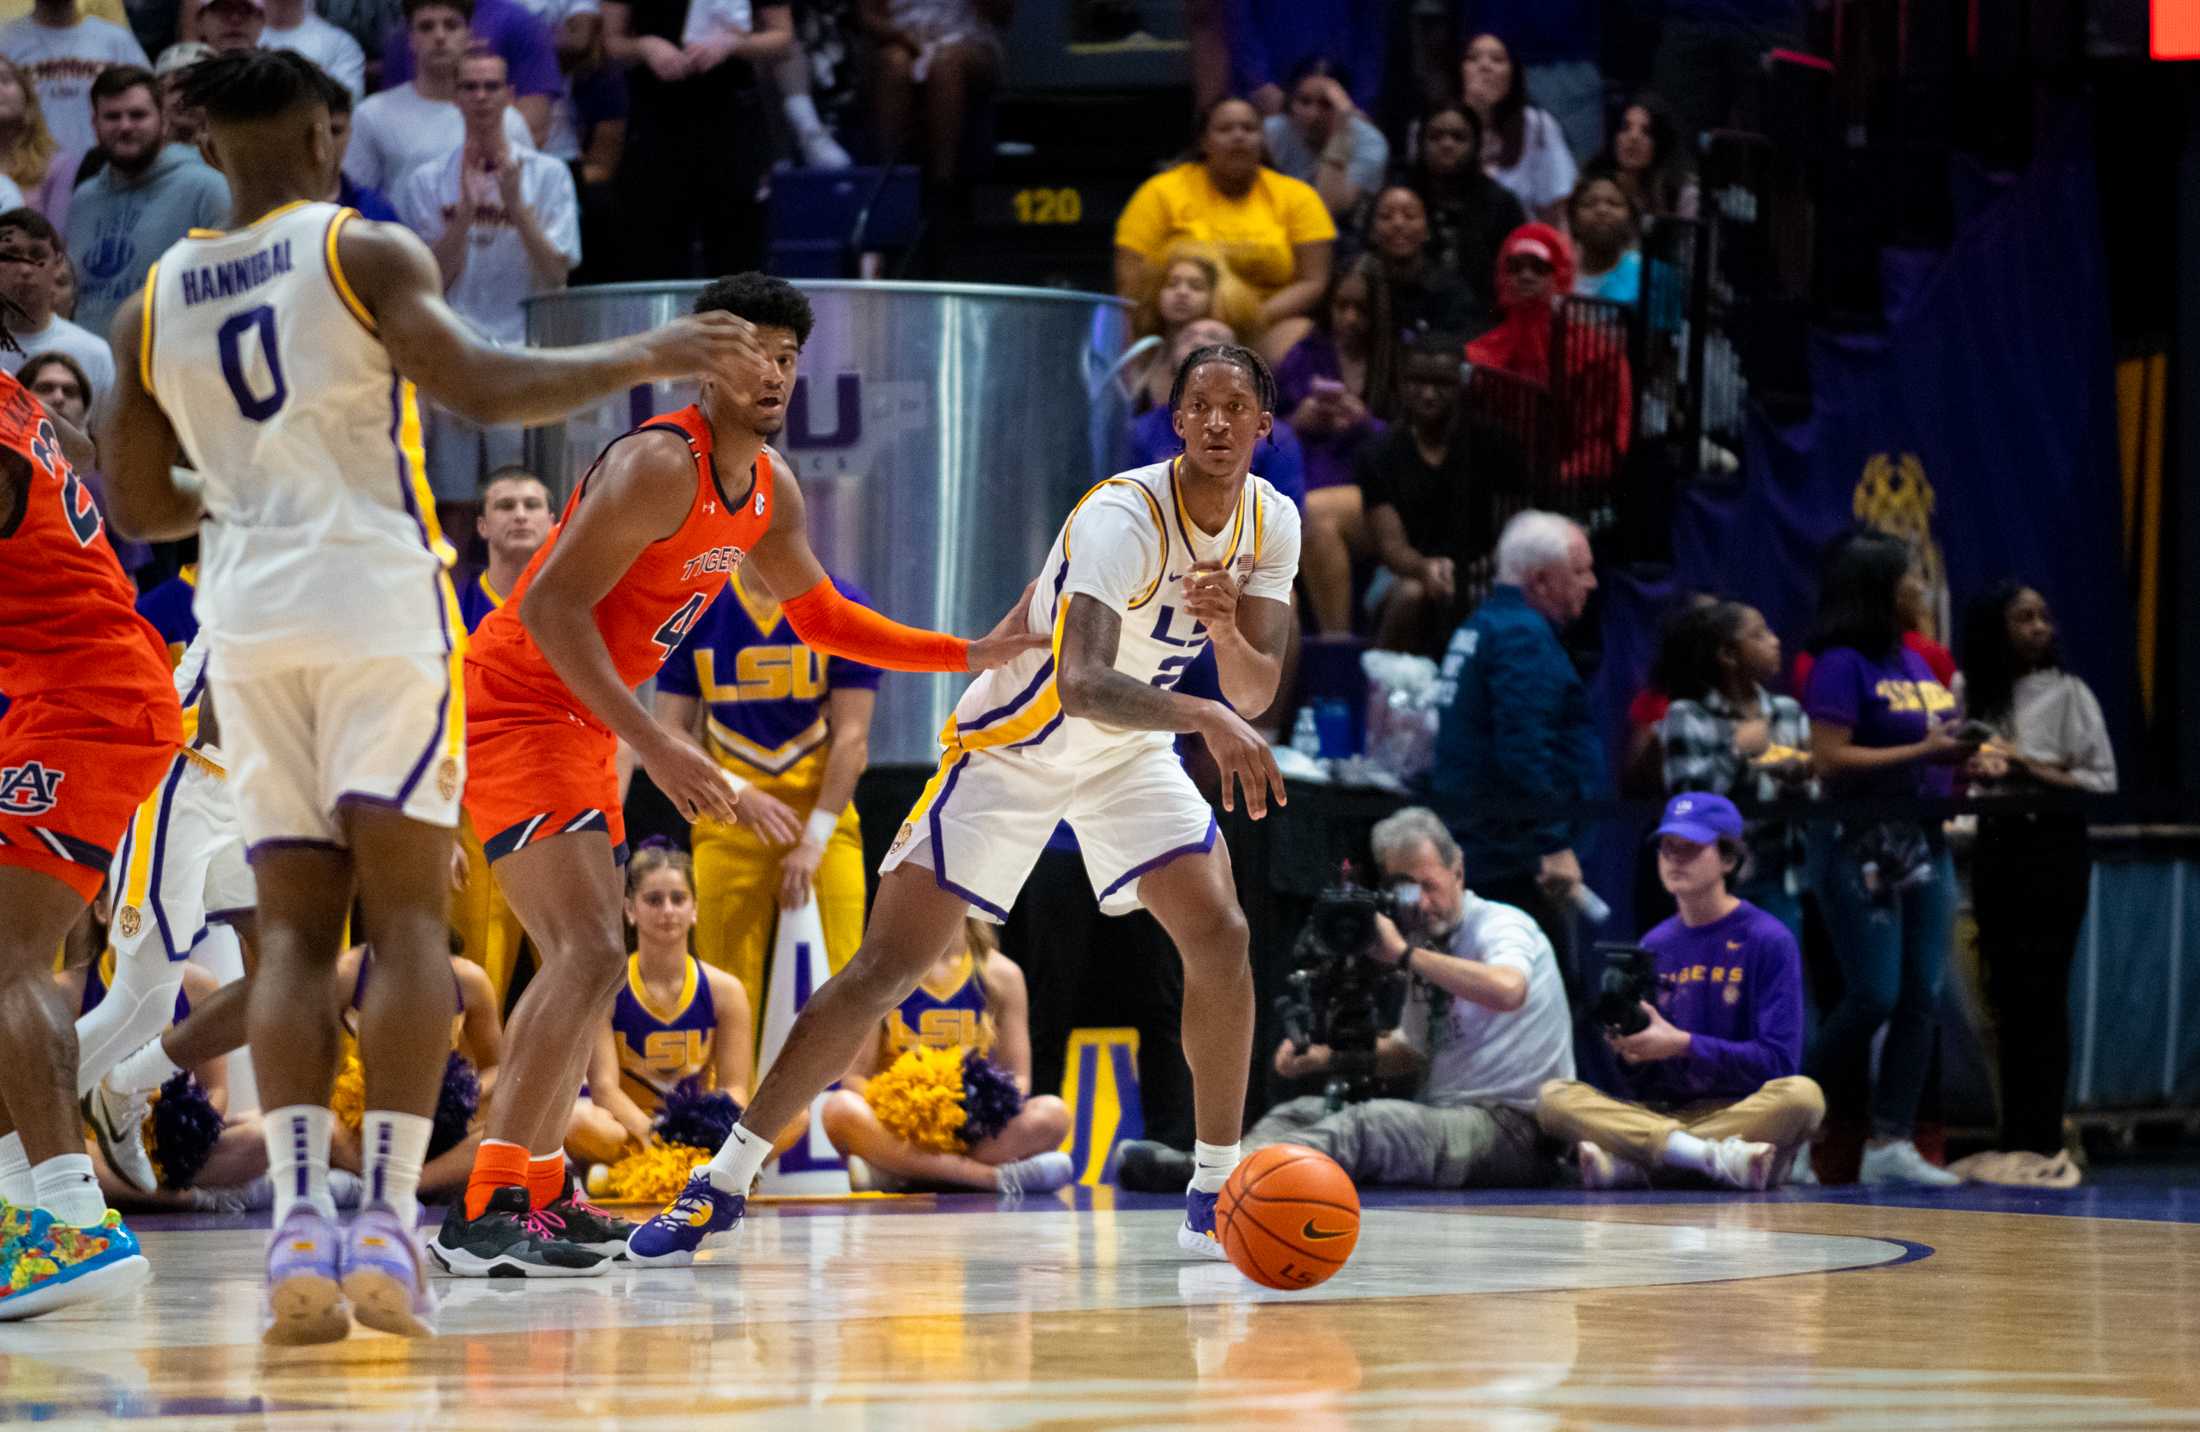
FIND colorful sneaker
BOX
[0,1208,152,1322]
[428,1187,609,1279]
[541,1172,633,1260]
[341,1204,436,1337]
[263,1204,349,1346]
[626,1172,744,1267]
[83,1082,158,1195]
[1178,1188,1227,1261]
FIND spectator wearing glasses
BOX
[0,206,109,403]
[1466,223,1631,488]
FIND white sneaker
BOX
[82,1082,157,1193]
[1859,1139,1962,1188]
[1707,1137,1778,1191]
[1577,1141,1649,1190]
[796,127,853,169]
[994,1151,1074,1198]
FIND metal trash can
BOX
[523,279,1133,766]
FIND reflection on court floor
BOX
[1,1191,2196,1429]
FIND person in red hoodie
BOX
[1465,223,1631,493]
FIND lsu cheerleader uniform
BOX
[448,571,526,1003]
[882,949,991,1061]
[657,567,882,1015]
[608,954,718,1113]
[880,458,1301,918]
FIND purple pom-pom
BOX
[958,1051,1025,1147]
[150,1073,225,1189]
[431,1052,481,1158]
[653,1076,743,1152]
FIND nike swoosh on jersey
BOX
[1300,1218,1350,1241]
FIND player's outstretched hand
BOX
[645,734,743,825]
[649,311,769,390]
[736,783,803,847]
[1196,705,1288,820]
[965,580,1049,672]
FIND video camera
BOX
[1274,873,1418,1112]
[1591,943,1664,1036]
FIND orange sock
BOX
[465,1139,532,1220]
[527,1153,567,1210]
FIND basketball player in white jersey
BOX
[99,50,770,1344]
[629,342,1300,1265]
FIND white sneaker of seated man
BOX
[1859,1138,1963,1188]
[1579,1134,1778,1191]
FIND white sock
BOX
[782,91,824,135]
[262,1104,337,1224]
[360,1110,433,1228]
[32,1153,106,1227]
[1659,1129,1717,1177]
[0,1132,32,1207]
[700,1122,772,1196]
[1190,1140,1240,1195]
[108,1035,185,1096]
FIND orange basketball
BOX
[1215,1145,1360,1290]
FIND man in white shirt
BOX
[0,0,148,152]
[0,206,112,403]
[345,0,532,193]
[392,48,576,502]
[1121,806,1576,1190]
[199,0,365,106]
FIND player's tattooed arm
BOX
[1056,594,1287,818]
[100,290,202,540]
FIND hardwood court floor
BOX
[3,1183,2197,1429]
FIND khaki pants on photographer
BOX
[1536,1075,1826,1173]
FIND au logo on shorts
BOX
[116,906,142,939]
[436,758,460,802]
[0,760,64,815]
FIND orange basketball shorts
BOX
[0,690,181,901]
[462,659,627,865]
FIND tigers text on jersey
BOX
[143,201,458,677]
[942,459,1300,768]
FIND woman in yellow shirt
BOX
[1114,96,1335,354]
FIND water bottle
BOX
[1290,706,1321,759]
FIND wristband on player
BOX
[804,807,839,848]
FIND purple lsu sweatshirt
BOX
[1621,899,1803,1107]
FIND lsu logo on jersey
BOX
[640,1029,707,1075]
[0,761,65,815]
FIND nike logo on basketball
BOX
[1300,1219,1349,1241]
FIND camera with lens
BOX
[1591,943,1664,1036]
[1274,873,1419,1111]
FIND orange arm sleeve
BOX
[781,577,970,673]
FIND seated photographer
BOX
[1119,807,1574,1191]
[1537,794,1825,1190]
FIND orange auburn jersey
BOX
[465,406,776,714]
[0,373,177,710]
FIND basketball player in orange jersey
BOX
[0,361,180,1320]
[436,272,1046,1277]
[97,52,775,1342]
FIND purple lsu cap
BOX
[1653,792,1743,844]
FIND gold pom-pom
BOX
[864,1045,970,1154]
[601,1139,712,1204]
[329,1048,367,1133]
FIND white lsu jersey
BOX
[144,200,458,678]
[941,458,1302,768]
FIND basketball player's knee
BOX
[1179,905,1250,969]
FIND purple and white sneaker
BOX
[263,1204,349,1346]
[341,1203,436,1338]
[626,1172,745,1267]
